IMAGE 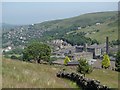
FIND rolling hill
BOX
[2,11,118,47]
[35,11,118,43]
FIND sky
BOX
[1,0,120,2]
[2,2,118,25]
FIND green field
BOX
[2,58,119,88]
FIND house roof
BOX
[52,59,64,65]
[87,44,106,49]
[75,44,106,49]
[67,61,79,66]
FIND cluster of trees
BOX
[62,32,99,46]
[110,40,120,46]
[3,48,23,60]
[41,24,100,46]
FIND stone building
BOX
[87,44,102,59]
[75,44,105,59]
[68,52,93,61]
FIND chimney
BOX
[106,36,109,54]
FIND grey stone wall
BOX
[56,71,110,90]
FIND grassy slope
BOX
[2,58,119,88]
[2,58,78,88]
[75,21,118,43]
[37,11,117,43]
[86,69,118,88]
[37,11,117,29]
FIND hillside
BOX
[1,23,18,33]
[36,11,118,43]
[2,11,118,48]
[2,58,79,88]
[2,58,119,88]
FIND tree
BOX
[77,58,93,77]
[64,56,71,65]
[115,51,120,72]
[102,54,111,69]
[23,42,51,63]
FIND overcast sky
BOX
[2,2,118,25]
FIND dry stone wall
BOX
[56,71,110,90]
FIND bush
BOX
[64,56,71,65]
[102,54,111,69]
[77,58,93,76]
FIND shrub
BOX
[102,54,111,69]
[64,56,71,65]
[77,58,93,76]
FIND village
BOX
[2,23,118,70]
[49,37,117,69]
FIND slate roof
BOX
[87,44,106,49]
[67,61,79,66]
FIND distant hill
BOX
[2,11,118,47]
[38,11,117,43]
[1,23,19,33]
[1,23,16,28]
